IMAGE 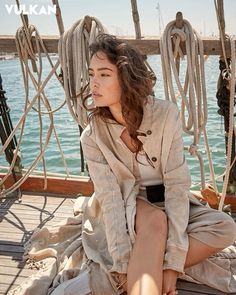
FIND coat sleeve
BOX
[80,126,132,274]
[162,103,191,273]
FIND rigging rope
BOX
[0,20,69,196]
[58,16,106,128]
[160,16,218,193]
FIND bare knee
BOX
[206,212,236,249]
[135,199,167,238]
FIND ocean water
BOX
[0,56,229,190]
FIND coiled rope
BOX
[0,21,68,196]
[58,16,106,128]
[160,15,217,193]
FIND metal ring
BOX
[222,68,231,81]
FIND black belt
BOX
[146,184,165,203]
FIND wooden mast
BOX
[130,0,142,39]
[52,0,65,35]
[216,0,236,193]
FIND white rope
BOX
[58,16,106,128]
[160,18,218,192]
[0,22,70,195]
[0,61,58,195]
[1,16,106,196]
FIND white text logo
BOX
[5,4,56,15]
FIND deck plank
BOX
[0,193,76,295]
[0,193,235,295]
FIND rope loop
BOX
[160,16,217,192]
[58,16,106,128]
[1,16,70,196]
[171,28,186,42]
[222,68,231,81]
[16,24,37,62]
[189,144,198,156]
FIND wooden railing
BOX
[0,35,234,56]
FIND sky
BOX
[0,0,235,37]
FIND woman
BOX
[79,34,236,295]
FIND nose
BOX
[90,76,99,88]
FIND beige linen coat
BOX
[81,96,204,274]
[9,97,236,295]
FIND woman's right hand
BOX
[111,272,127,292]
[162,269,178,295]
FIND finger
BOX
[163,289,178,295]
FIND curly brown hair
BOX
[83,34,154,155]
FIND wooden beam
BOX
[2,172,236,212]
[0,35,235,56]
[0,173,94,197]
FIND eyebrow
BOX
[88,67,113,72]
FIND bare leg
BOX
[162,238,222,294]
[184,201,236,269]
[127,199,167,295]
[184,236,222,268]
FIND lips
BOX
[92,92,102,98]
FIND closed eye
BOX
[101,73,111,77]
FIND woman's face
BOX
[89,51,122,109]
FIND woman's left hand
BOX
[162,269,178,295]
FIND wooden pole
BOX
[130,0,142,39]
[174,11,184,75]
[84,15,92,33]
[52,0,65,35]
[217,0,225,40]
[216,0,236,193]
[16,0,29,28]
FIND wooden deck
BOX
[0,193,235,295]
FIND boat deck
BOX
[0,192,235,295]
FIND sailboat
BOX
[0,0,236,294]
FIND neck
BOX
[109,106,126,126]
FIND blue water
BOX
[0,56,228,190]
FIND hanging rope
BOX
[58,16,106,128]
[0,4,71,196]
[160,13,218,193]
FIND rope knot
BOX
[170,28,186,58]
[171,28,186,42]
[222,68,231,81]
[189,144,198,155]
